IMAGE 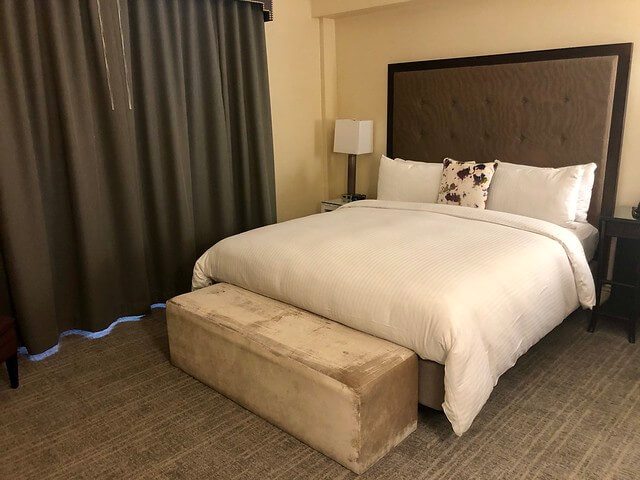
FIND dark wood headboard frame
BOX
[387,43,632,220]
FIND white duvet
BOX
[192,200,595,435]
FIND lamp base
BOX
[342,193,367,202]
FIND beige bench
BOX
[167,283,418,474]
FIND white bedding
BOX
[568,221,599,262]
[192,200,595,435]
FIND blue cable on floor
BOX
[17,303,167,362]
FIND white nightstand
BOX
[320,197,350,213]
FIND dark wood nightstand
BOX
[0,316,19,388]
[320,197,351,213]
[589,206,640,343]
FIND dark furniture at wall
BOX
[589,207,640,343]
[0,316,19,388]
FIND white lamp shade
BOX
[333,119,373,155]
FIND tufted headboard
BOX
[387,43,632,225]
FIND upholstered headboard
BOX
[387,44,632,224]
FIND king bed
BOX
[170,43,631,471]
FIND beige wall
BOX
[311,0,412,18]
[332,0,640,207]
[265,0,327,222]
[265,0,640,215]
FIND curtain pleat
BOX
[0,0,275,354]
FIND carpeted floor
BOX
[0,308,638,480]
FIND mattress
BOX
[192,200,595,435]
[567,221,599,261]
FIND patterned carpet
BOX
[0,308,638,479]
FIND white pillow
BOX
[486,161,583,225]
[376,155,442,203]
[575,163,597,223]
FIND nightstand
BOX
[589,206,640,343]
[320,197,350,213]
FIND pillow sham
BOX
[575,163,597,223]
[485,161,583,225]
[436,158,498,209]
[376,155,443,203]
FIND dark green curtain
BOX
[0,0,276,354]
[126,0,276,300]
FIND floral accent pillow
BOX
[437,157,498,208]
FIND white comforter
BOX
[192,200,595,435]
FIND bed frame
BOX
[387,43,632,409]
[388,43,631,225]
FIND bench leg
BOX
[6,353,18,389]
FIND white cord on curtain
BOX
[116,0,133,110]
[96,0,115,111]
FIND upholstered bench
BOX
[167,283,418,474]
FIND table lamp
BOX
[333,119,373,201]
